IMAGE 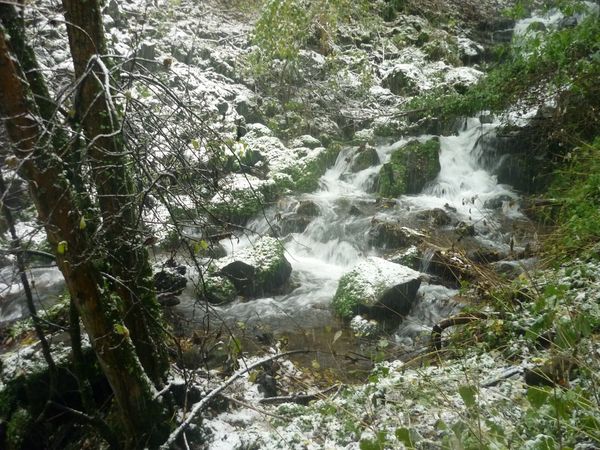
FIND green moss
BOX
[199,275,238,304]
[331,273,360,319]
[284,143,341,193]
[6,408,32,450]
[378,138,440,197]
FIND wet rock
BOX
[349,205,363,216]
[558,16,578,29]
[276,214,312,235]
[387,245,421,270]
[332,257,421,321]
[153,267,187,295]
[377,139,440,198]
[218,237,292,297]
[368,220,425,250]
[198,275,237,304]
[484,194,516,210]
[295,200,320,217]
[416,208,452,226]
[350,144,380,173]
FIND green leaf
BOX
[113,324,129,337]
[360,431,387,450]
[191,139,200,150]
[57,241,68,255]
[79,217,86,230]
[458,385,477,408]
[395,427,414,448]
[527,386,550,408]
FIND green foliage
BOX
[409,7,600,131]
[546,138,600,259]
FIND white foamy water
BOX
[186,118,523,335]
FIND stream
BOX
[172,117,535,375]
[0,117,536,375]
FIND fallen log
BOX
[431,312,488,351]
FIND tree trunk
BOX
[0,24,168,448]
[60,0,169,384]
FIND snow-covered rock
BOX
[217,236,292,297]
[332,256,421,320]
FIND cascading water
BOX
[178,117,529,352]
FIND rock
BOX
[350,144,380,173]
[377,139,440,198]
[332,257,421,321]
[387,245,421,270]
[153,267,187,295]
[368,221,425,250]
[350,315,381,338]
[524,355,578,387]
[236,96,263,124]
[289,135,322,150]
[349,205,363,216]
[444,67,483,94]
[484,194,515,210]
[558,16,578,29]
[295,200,320,217]
[381,64,419,96]
[416,208,452,226]
[276,214,312,235]
[218,237,292,297]
[457,36,485,65]
[199,275,237,304]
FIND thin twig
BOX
[160,350,312,449]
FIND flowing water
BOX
[1,118,535,374]
[174,118,533,365]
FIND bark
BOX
[0,25,168,448]
[61,0,169,384]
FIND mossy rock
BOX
[218,236,292,298]
[378,138,440,198]
[350,144,380,172]
[332,256,421,321]
[199,275,238,304]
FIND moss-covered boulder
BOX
[378,138,440,198]
[198,275,238,304]
[218,237,292,298]
[350,144,380,172]
[332,257,421,321]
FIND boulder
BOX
[199,275,238,304]
[218,237,292,297]
[350,144,380,173]
[276,214,312,236]
[381,64,419,96]
[295,200,320,217]
[378,139,440,198]
[368,220,425,250]
[153,267,187,295]
[332,257,421,321]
